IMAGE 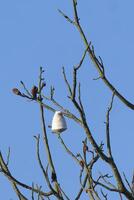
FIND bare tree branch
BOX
[70,0,134,110]
[75,174,88,200]
[34,135,56,194]
[58,135,80,165]
[62,67,72,97]
[105,92,115,158]
[38,67,63,200]
[0,151,52,198]
[58,9,74,24]
[123,172,134,195]
[59,2,134,199]
[101,189,108,200]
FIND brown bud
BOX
[12,88,21,95]
[51,172,57,182]
[83,144,88,153]
[79,160,84,168]
[31,86,38,99]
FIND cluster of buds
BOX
[31,82,46,99]
[12,81,46,100]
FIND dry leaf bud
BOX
[79,160,84,168]
[12,88,21,95]
[31,86,38,98]
[83,144,88,153]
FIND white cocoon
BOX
[51,111,67,133]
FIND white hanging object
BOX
[51,111,67,133]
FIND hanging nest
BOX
[51,111,67,133]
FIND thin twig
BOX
[105,92,115,158]
[123,172,134,195]
[38,68,63,200]
[58,9,74,24]
[58,135,80,165]
[97,172,116,190]
[75,174,88,200]
[78,83,85,118]
[101,189,108,200]
[31,183,35,200]
[62,67,72,97]
[20,81,32,97]
[6,147,11,166]
[34,135,56,194]
[74,45,89,70]
[58,184,70,200]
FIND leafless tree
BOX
[1,1,134,199]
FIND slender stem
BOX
[11,183,28,200]
[38,67,63,200]
[35,135,56,195]
[58,135,79,164]
[106,93,115,158]
[39,104,56,175]
[75,174,88,200]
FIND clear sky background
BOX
[0,0,134,199]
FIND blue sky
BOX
[0,0,134,199]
